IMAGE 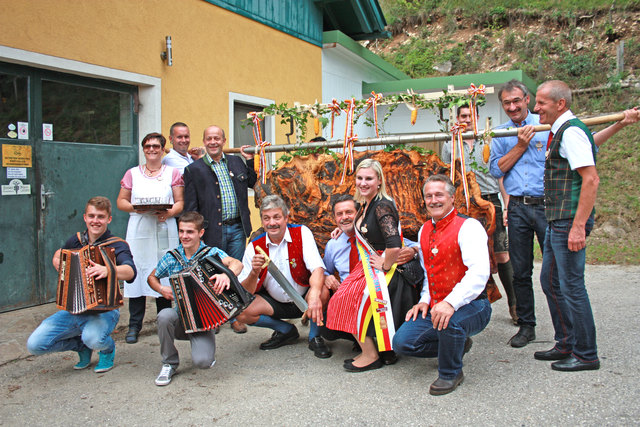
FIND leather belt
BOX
[510,195,545,205]
[222,217,241,226]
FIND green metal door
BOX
[0,68,38,309]
[0,63,138,312]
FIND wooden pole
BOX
[225,112,625,154]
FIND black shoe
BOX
[259,327,299,350]
[308,337,332,358]
[464,338,473,355]
[509,325,535,348]
[534,347,571,361]
[429,371,464,396]
[125,328,139,344]
[551,356,600,372]
[343,358,383,372]
[379,351,398,365]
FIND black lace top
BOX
[356,197,401,251]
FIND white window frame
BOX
[228,92,276,195]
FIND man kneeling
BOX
[236,195,331,358]
[27,197,136,373]
[393,175,492,395]
[147,212,242,386]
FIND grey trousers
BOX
[157,308,216,369]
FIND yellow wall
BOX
[0,0,323,230]
[0,0,321,138]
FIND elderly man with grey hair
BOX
[236,195,331,358]
[393,174,491,395]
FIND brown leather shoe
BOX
[429,371,464,395]
[230,321,247,334]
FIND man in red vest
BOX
[236,195,331,358]
[393,174,492,396]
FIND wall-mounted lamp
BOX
[161,36,173,66]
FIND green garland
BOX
[243,91,480,143]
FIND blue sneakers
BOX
[74,347,92,370]
[94,349,115,373]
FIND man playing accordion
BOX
[27,197,136,373]
[147,211,243,386]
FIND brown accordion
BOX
[169,253,254,333]
[56,239,124,314]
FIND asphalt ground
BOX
[1,263,639,426]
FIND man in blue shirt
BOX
[491,80,639,349]
[490,79,549,348]
[147,211,243,386]
[324,194,419,290]
[322,194,420,365]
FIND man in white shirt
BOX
[531,80,602,371]
[236,195,331,358]
[393,174,492,396]
[162,122,202,174]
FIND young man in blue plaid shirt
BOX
[147,211,243,386]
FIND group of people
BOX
[26,79,639,396]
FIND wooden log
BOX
[225,112,627,155]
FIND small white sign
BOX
[7,168,27,179]
[43,123,53,141]
[17,122,28,140]
[1,179,31,196]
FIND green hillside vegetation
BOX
[375,0,640,264]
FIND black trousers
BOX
[128,296,172,330]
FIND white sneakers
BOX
[155,364,175,386]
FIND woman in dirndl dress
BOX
[326,159,416,372]
[116,132,183,343]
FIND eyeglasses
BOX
[143,144,162,150]
[501,98,525,107]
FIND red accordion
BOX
[169,254,254,333]
[56,239,124,314]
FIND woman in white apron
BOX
[117,133,184,343]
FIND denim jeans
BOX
[507,199,548,326]
[392,298,491,380]
[540,217,598,362]
[27,309,120,355]
[221,222,246,260]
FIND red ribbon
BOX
[328,99,342,139]
[258,140,271,184]
[450,122,470,210]
[249,112,270,184]
[340,134,358,185]
[338,98,357,184]
[358,91,383,137]
[467,83,486,136]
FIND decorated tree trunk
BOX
[253,149,495,249]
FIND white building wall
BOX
[321,44,400,146]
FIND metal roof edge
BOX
[363,70,537,94]
[322,30,408,81]
[203,0,322,47]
